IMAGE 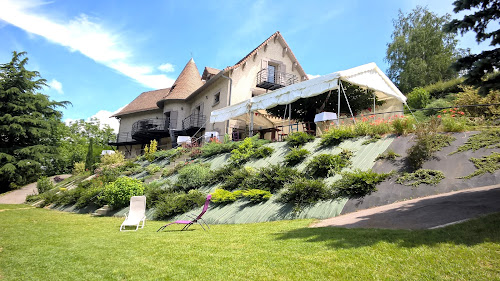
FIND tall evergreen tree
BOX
[85,138,94,171]
[386,6,463,93]
[0,51,68,191]
[444,0,500,95]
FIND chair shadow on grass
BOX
[273,212,500,249]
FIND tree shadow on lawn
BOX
[274,212,500,249]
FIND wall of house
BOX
[162,101,188,130]
[117,110,165,135]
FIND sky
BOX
[0,0,495,132]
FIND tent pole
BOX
[340,81,356,124]
[405,103,418,123]
[337,80,341,125]
[372,90,376,115]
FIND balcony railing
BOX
[182,113,206,130]
[256,68,299,90]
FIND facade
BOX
[110,31,308,157]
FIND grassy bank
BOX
[0,204,499,280]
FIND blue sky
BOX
[0,0,494,132]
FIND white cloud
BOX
[0,0,175,89]
[307,74,321,80]
[47,78,63,94]
[158,63,175,73]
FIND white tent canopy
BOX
[210,62,406,123]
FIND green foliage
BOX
[396,169,445,186]
[153,148,181,161]
[444,0,500,95]
[161,163,184,178]
[0,51,69,191]
[407,88,431,109]
[422,77,464,98]
[320,126,355,147]
[241,189,272,203]
[153,189,206,220]
[423,99,453,116]
[144,139,158,162]
[376,150,401,161]
[201,140,240,158]
[100,151,125,166]
[211,189,240,204]
[362,135,381,145]
[85,138,95,171]
[209,164,237,183]
[284,147,310,166]
[391,116,416,135]
[175,163,211,191]
[441,116,467,132]
[146,164,161,175]
[72,162,86,175]
[304,150,353,178]
[241,165,301,193]
[144,180,171,208]
[101,177,144,208]
[278,178,331,212]
[454,87,500,118]
[36,176,54,194]
[285,132,315,147]
[451,129,500,155]
[406,130,456,171]
[332,169,390,198]
[386,6,461,93]
[461,152,500,179]
[220,167,254,191]
[229,135,270,164]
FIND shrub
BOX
[285,132,315,147]
[406,88,430,110]
[253,146,274,159]
[153,148,181,161]
[95,165,122,183]
[144,139,158,162]
[320,126,355,147]
[221,167,255,190]
[100,151,125,166]
[441,116,467,132]
[391,116,416,135]
[278,178,331,212]
[230,135,270,164]
[362,135,381,145]
[154,190,206,220]
[211,189,239,204]
[201,140,240,158]
[331,169,389,198]
[36,176,54,194]
[423,99,452,116]
[175,163,211,191]
[146,164,161,175]
[406,132,455,171]
[423,77,464,98]
[54,188,81,206]
[75,185,105,208]
[460,152,500,179]
[241,165,301,193]
[144,180,171,208]
[72,161,86,175]
[284,147,310,166]
[304,150,353,178]
[242,189,272,203]
[101,177,144,208]
[396,169,445,186]
[376,150,401,161]
[209,164,237,183]
[450,129,500,154]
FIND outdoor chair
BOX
[120,196,146,232]
[157,194,212,232]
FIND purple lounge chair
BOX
[157,194,212,232]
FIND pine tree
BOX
[0,51,68,191]
[444,0,500,95]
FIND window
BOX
[213,92,220,106]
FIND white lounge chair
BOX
[120,196,146,231]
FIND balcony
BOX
[256,68,299,90]
[108,132,138,146]
[131,118,170,142]
[182,113,206,132]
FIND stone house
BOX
[110,31,308,157]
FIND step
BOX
[93,205,111,216]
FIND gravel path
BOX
[0,175,72,204]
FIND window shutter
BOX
[261,59,268,70]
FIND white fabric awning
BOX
[210,62,406,123]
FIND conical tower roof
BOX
[162,58,202,100]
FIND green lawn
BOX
[1,204,499,280]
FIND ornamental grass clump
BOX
[331,169,390,198]
[285,132,315,147]
[304,150,353,178]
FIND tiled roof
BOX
[112,88,169,117]
[205,67,220,75]
[161,58,203,101]
[202,66,220,80]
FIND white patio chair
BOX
[120,196,146,231]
